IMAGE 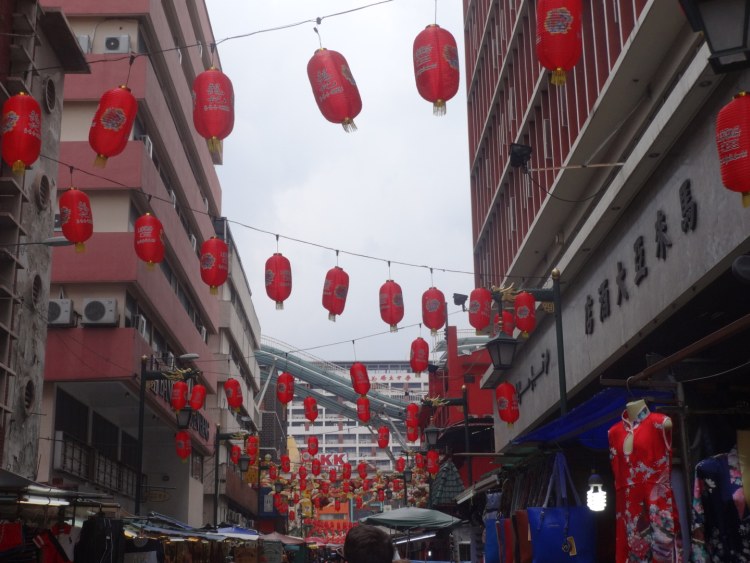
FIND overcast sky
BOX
[205,1,475,363]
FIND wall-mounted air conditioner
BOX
[104,35,130,54]
[81,298,119,326]
[76,35,91,54]
[48,299,75,327]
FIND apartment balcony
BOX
[224,463,258,515]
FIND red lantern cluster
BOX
[329,468,337,482]
[224,378,243,412]
[422,287,446,336]
[717,92,750,207]
[89,85,137,167]
[350,362,370,396]
[410,338,429,374]
[299,466,308,480]
[171,381,188,412]
[246,435,258,456]
[468,287,493,334]
[396,457,406,473]
[277,372,295,404]
[415,453,424,469]
[307,49,362,132]
[175,431,191,461]
[356,396,371,423]
[496,382,520,425]
[200,236,229,295]
[406,403,420,425]
[304,396,318,422]
[230,445,242,465]
[281,454,291,473]
[322,266,349,321]
[1,92,41,174]
[379,280,404,332]
[357,462,368,479]
[189,385,206,410]
[342,462,352,480]
[134,213,165,266]
[269,464,278,481]
[406,424,419,443]
[514,291,537,337]
[265,253,292,309]
[311,458,321,476]
[426,450,440,475]
[308,435,319,456]
[334,498,341,511]
[192,68,234,153]
[535,0,583,85]
[59,188,94,252]
[413,24,460,115]
[501,310,515,336]
[377,426,389,448]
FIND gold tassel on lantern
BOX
[11,160,25,174]
[743,192,750,207]
[75,242,86,253]
[276,301,284,310]
[551,67,567,86]
[207,137,222,153]
[433,99,447,117]
[341,118,357,133]
[210,285,218,296]
[93,154,108,168]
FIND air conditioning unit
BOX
[76,34,91,54]
[133,314,148,339]
[138,134,153,158]
[81,298,119,326]
[103,34,130,54]
[48,299,75,327]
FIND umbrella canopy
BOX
[261,531,306,545]
[360,507,463,530]
[216,526,259,540]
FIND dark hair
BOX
[343,525,392,563]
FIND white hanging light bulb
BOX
[587,470,606,512]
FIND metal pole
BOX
[134,356,148,515]
[462,385,473,483]
[552,269,568,416]
[214,424,221,527]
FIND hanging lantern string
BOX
[335,249,339,267]
[68,165,74,187]
[434,0,438,24]
[210,42,216,67]
[313,21,323,50]
[125,54,136,88]
[351,340,357,362]
[429,267,434,287]
[275,234,280,253]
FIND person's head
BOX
[342,525,393,563]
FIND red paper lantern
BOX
[356,396,371,423]
[422,287,446,336]
[300,478,307,492]
[514,291,537,337]
[265,253,292,309]
[277,372,295,404]
[413,24,460,115]
[59,188,94,252]
[377,426,389,448]
[343,480,351,493]
[89,85,137,167]
[289,509,296,521]
[192,68,234,152]
[308,435,319,456]
[410,338,429,374]
[200,236,229,295]
[299,466,308,480]
[269,464,278,480]
[426,450,440,475]
[342,462,352,480]
[535,0,583,85]
[246,435,258,456]
[224,378,243,412]
[501,310,515,336]
[334,498,341,511]
[304,396,318,422]
[170,381,188,412]
[281,455,291,473]
[379,279,404,331]
[1,92,41,173]
[134,213,165,266]
[350,362,370,396]
[329,469,337,482]
[230,444,241,465]
[377,489,385,502]
[189,384,206,410]
[393,480,402,492]
[248,453,257,465]
[357,462,368,479]
[363,479,371,491]
[415,453,424,469]
[396,457,406,473]
[406,424,419,443]
[322,266,349,321]
[293,492,300,504]
[312,458,321,476]
[717,92,750,206]
[468,287,493,334]
[406,403,420,425]
[307,48,362,132]
[496,382,520,425]
[175,430,191,461]
[356,496,363,509]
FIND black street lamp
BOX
[135,354,200,515]
[485,333,519,372]
[213,425,252,527]
[679,0,750,73]
[422,385,473,482]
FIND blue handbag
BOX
[526,453,595,563]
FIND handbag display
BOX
[526,452,595,563]
[512,509,533,563]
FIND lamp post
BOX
[256,454,272,526]
[402,450,412,508]
[421,385,473,483]
[491,268,568,416]
[135,354,200,515]
[679,0,750,73]
[213,424,251,527]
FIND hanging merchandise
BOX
[307,48,362,132]
[59,187,94,252]
[495,382,520,425]
[342,462,352,480]
[426,450,440,475]
[170,381,188,411]
[304,396,318,422]
[311,458,321,476]
[379,279,405,331]
[396,457,406,473]
[200,236,229,295]
[224,378,243,412]
[277,372,295,404]
[265,253,292,309]
[246,435,259,456]
[406,424,419,442]
[329,469,337,482]
[422,286,446,335]
[281,455,291,473]
[88,85,138,167]
[415,453,424,469]
[406,402,420,425]
[322,265,349,321]
[230,445,241,465]
[377,426,389,448]
[413,24,460,115]
[175,431,191,461]
[356,396,371,423]
[468,287,493,334]
[535,0,583,85]
[501,309,515,336]
[350,362,371,396]
[192,67,234,152]
[308,435,319,456]
[357,462,368,479]
[716,92,750,207]
[410,338,429,373]
[189,384,206,410]
[514,291,537,337]
[133,213,165,266]
[1,92,41,173]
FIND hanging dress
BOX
[608,405,682,562]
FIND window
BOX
[92,412,118,460]
[55,388,88,443]
[121,432,138,469]
[191,453,204,482]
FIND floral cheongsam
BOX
[609,405,682,562]
[691,446,750,562]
